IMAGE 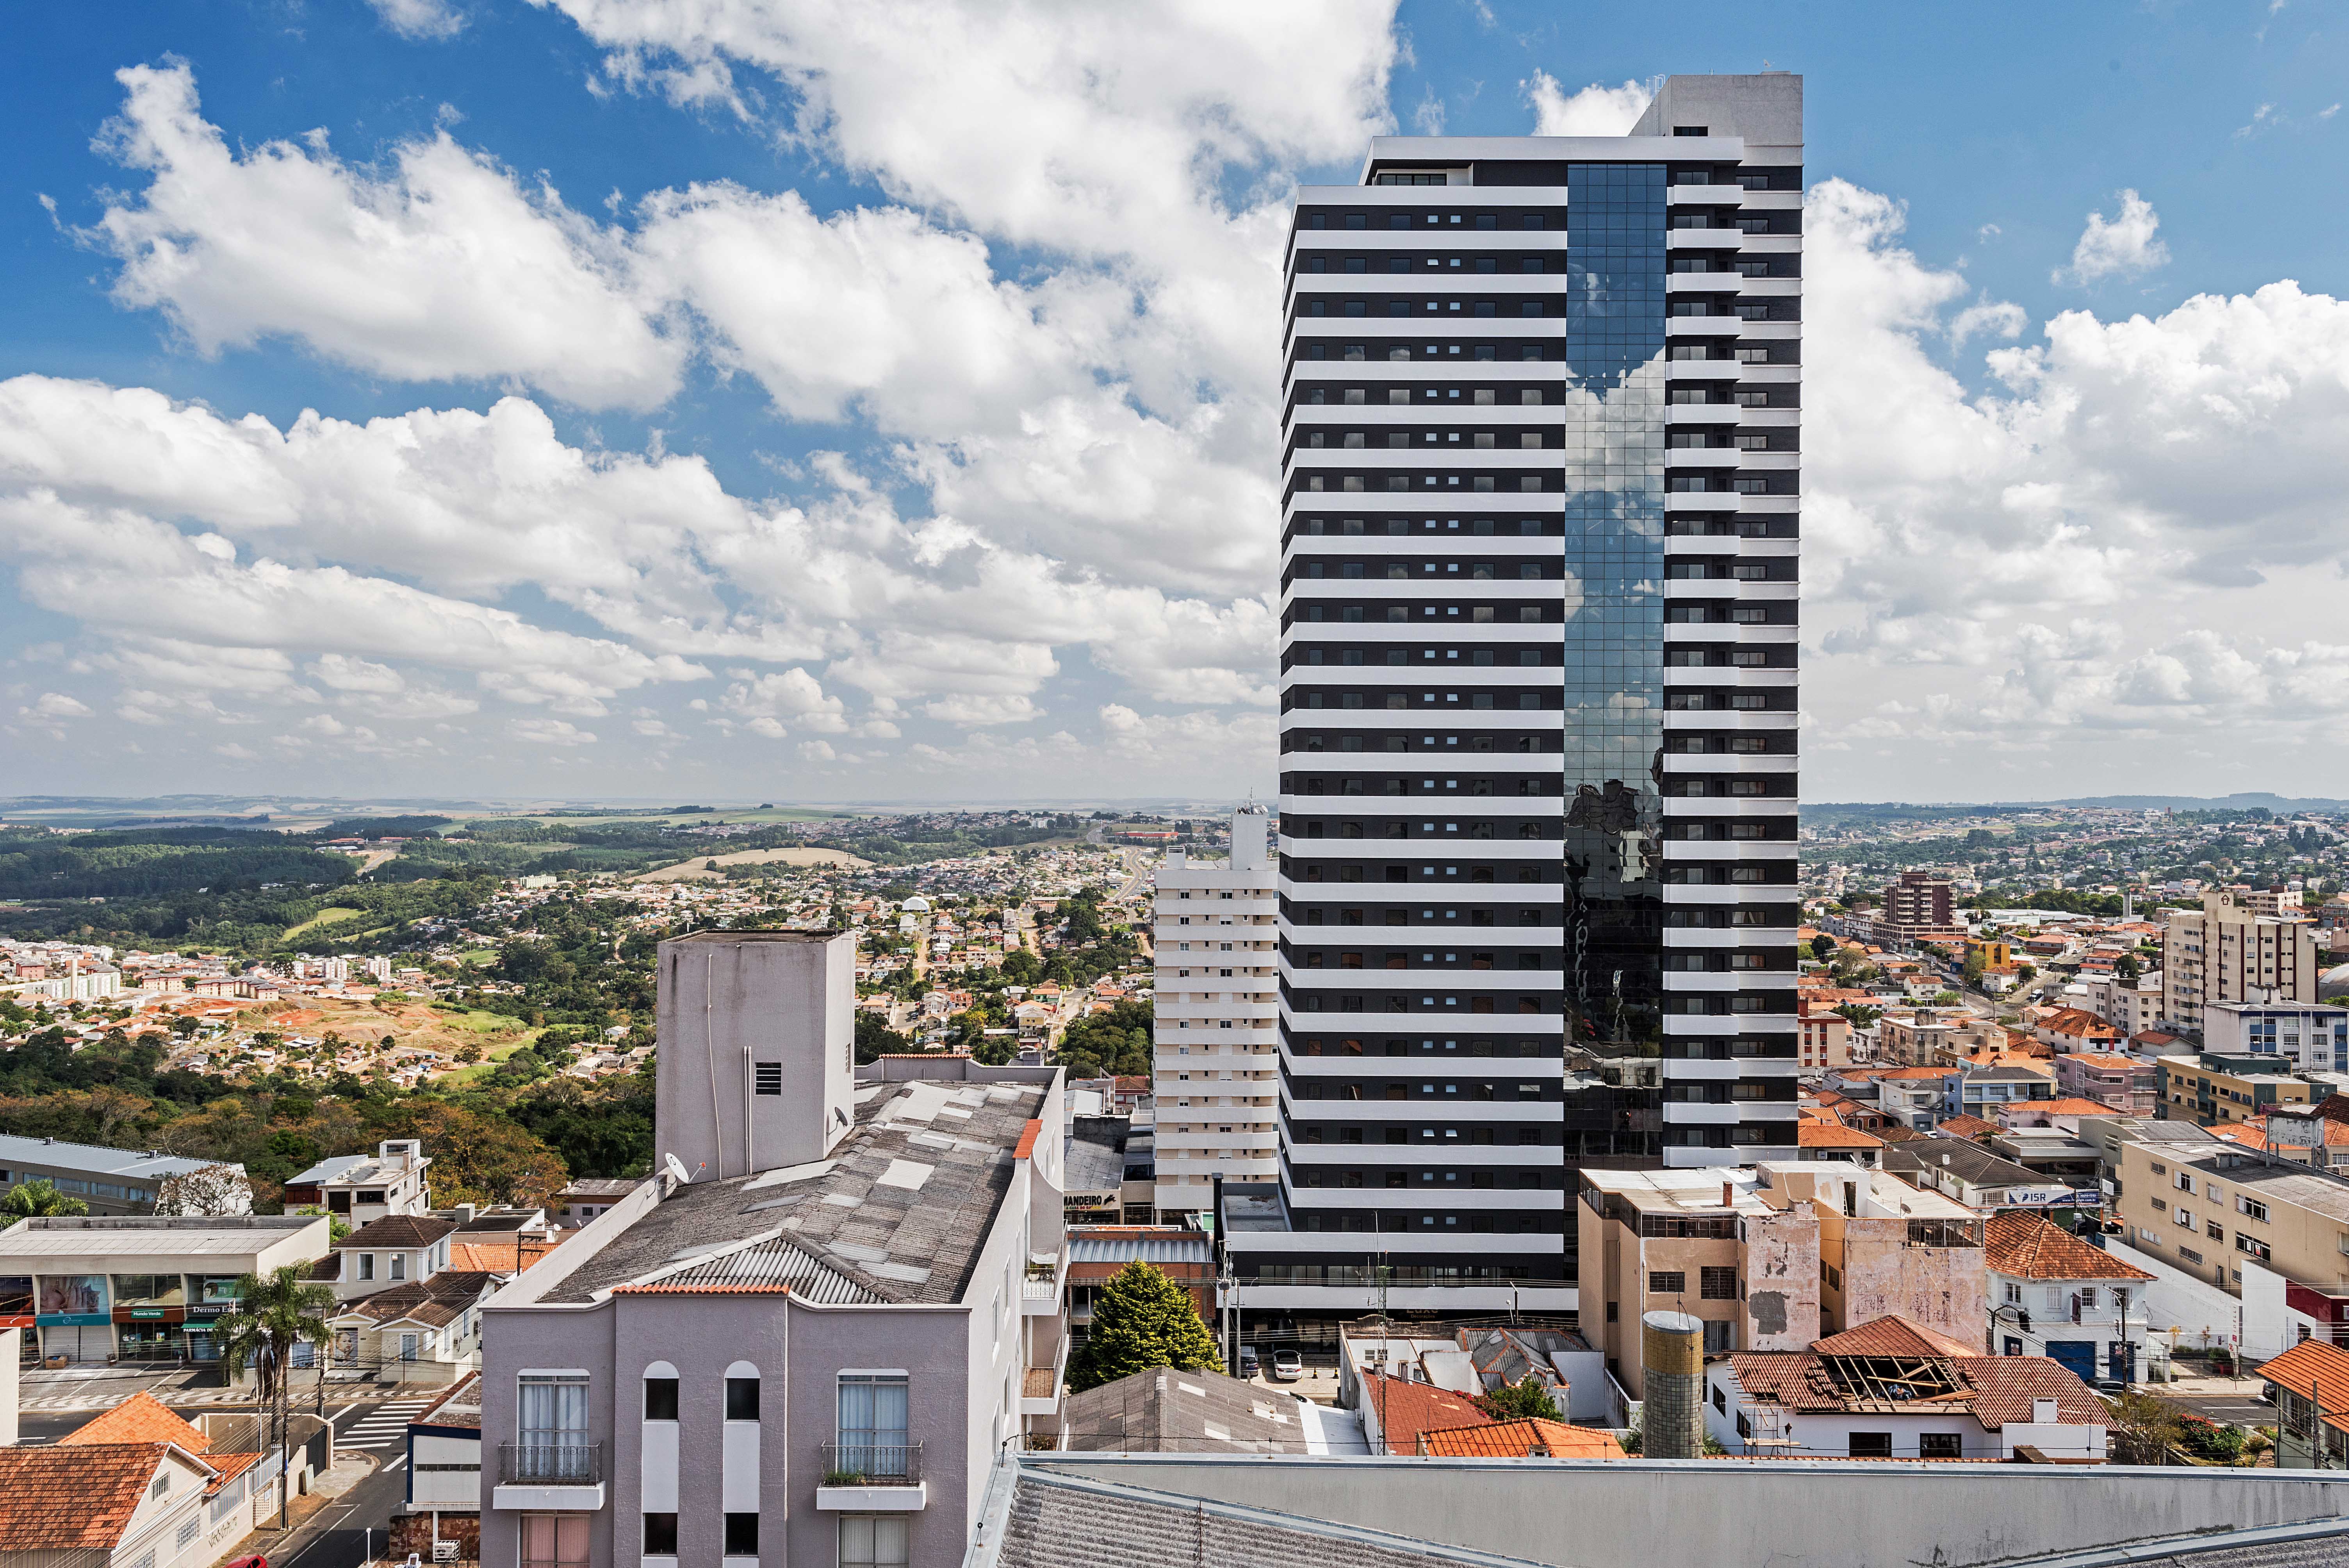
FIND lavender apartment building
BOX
[477,932,1069,1568]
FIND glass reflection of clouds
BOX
[1560,162,1665,1064]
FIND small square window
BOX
[644,1515,679,1556]
[723,1513,757,1556]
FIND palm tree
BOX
[0,1179,89,1220]
[214,1265,335,1528]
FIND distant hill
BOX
[1811,794,2349,816]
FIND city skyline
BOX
[5,4,2349,803]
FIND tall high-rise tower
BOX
[1240,75,1802,1337]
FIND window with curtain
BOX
[519,1374,590,1481]
[836,1374,909,1478]
[839,1516,910,1568]
[520,1515,588,1568]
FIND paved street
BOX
[2154,1387,2279,1427]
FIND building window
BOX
[520,1516,588,1568]
[839,1516,911,1568]
[645,1374,679,1421]
[357,1253,375,1281]
[1848,1432,1893,1458]
[727,1373,761,1421]
[390,1253,406,1281]
[1648,1271,1686,1295]
[1919,1433,1962,1459]
[1699,1267,1738,1301]
[837,1374,911,1478]
[723,1513,757,1557]
[518,1374,590,1480]
[644,1514,679,1555]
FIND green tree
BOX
[1474,1375,1562,1422]
[1000,950,1043,986]
[855,1011,911,1064]
[0,1179,87,1218]
[213,1263,336,1525]
[1809,934,1838,964]
[1065,1260,1218,1393]
[2116,952,2142,983]
[2104,1391,2184,1465]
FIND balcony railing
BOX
[499,1443,601,1486]
[820,1441,921,1485]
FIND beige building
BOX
[1151,806,1279,1219]
[2156,1053,2313,1127]
[2163,891,2320,1026]
[2113,1137,2349,1295]
[1797,1006,1854,1072]
[1577,1164,1984,1396]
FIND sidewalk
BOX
[214,1452,377,1568]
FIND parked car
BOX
[1237,1345,1260,1379]
[1271,1349,1304,1381]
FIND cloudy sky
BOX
[4,2,2349,805]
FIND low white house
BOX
[1707,1316,2108,1461]
[1984,1210,2153,1385]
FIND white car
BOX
[1270,1349,1304,1381]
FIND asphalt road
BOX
[2154,1387,2280,1427]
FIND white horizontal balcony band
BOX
[1289,447,1567,471]
[1664,972,1797,993]
[1661,535,1798,557]
[1659,836,1801,857]
[1656,713,1799,733]
[1285,1139,1565,1163]
[1280,797,1575,817]
[1280,1010,1562,1037]
[1287,362,1565,389]
[1283,490,1565,515]
[1278,1094,1570,1123]
[1657,753,1795,773]
[1659,796,1799,817]
[1661,580,1797,601]
[1293,276,1567,297]
[1666,1059,1791,1082]
[1285,1188,1564,1211]
[1662,927,1795,948]
[1281,839,1570,860]
[1659,884,1802,905]
[1284,970,1565,992]
[1294,405,1576,427]
[1292,318,1571,342]
[1283,533,1566,555]
[1281,1055,1569,1079]
[1221,1226,1563,1257]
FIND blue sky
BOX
[4,1,2347,804]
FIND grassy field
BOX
[277,906,362,941]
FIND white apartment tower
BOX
[1244,75,1804,1333]
[1152,806,1281,1220]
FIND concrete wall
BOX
[1023,1453,2349,1568]
[1835,1218,1987,1342]
[1740,1205,1819,1351]
[655,931,855,1183]
[2098,1235,2242,1356]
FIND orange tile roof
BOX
[1984,1212,2153,1282]
[1361,1372,1493,1453]
[1937,1114,2000,1140]
[1798,1120,1884,1149]
[0,1443,192,1550]
[2260,1341,2349,1434]
[2220,1117,2349,1153]
[2066,1053,2143,1070]
[1813,1316,1980,1359]
[59,1390,210,1452]
[447,1237,563,1274]
[1417,1418,1623,1459]
[2017,1097,2121,1116]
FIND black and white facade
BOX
[1238,75,1802,1332]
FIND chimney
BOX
[1720,1180,1733,1208]
[2032,1397,2058,1424]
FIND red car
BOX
[224,1556,266,1568]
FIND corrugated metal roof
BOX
[613,1234,883,1305]
[1069,1236,1210,1265]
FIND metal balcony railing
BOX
[819,1441,921,1485]
[498,1443,602,1485]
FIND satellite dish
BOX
[662,1153,690,1184]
